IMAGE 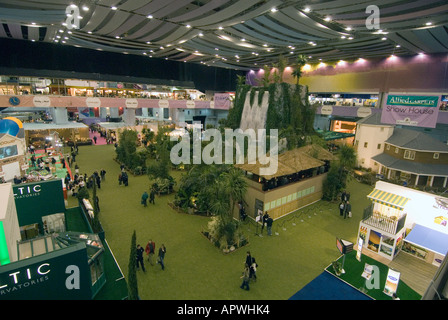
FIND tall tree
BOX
[127,230,139,300]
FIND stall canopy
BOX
[367,189,410,209]
[405,224,448,256]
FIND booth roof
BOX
[405,224,448,256]
[296,144,335,161]
[234,148,325,180]
[372,153,448,176]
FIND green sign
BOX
[386,95,439,107]
[0,222,10,265]
[0,243,92,300]
[13,180,65,227]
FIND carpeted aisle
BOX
[89,131,107,145]
[289,271,372,300]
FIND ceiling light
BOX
[87,31,92,34]
[241,38,246,41]
[341,35,346,39]
[396,44,401,48]
[218,26,223,30]
[381,37,387,40]
[303,7,311,13]
[271,8,278,13]
[263,44,268,47]
[82,6,89,11]
[198,33,204,36]
[146,41,151,44]
[426,22,432,26]
[147,15,153,19]
[324,17,331,22]
[345,27,352,31]
[111,6,117,10]
[348,37,354,40]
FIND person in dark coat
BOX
[141,191,149,207]
[136,244,145,272]
[344,201,352,219]
[158,244,166,270]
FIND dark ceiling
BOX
[0,0,447,70]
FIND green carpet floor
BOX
[65,143,385,300]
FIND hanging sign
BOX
[381,95,440,128]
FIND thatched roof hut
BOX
[296,144,335,161]
[234,147,325,180]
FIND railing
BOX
[362,204,407,234]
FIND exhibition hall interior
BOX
[0,0,448,301]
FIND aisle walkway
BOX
[89,130,107,145]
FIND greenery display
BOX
[115,129,147,174]
[322,144,357,201]
[174,164,248,252]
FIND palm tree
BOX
[222,167,247,218]
[277,55,287,82]
[291,54,307,85]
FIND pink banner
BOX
[0,95,218,109]
[213,93,231,109]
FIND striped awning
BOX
[367,189,410,209]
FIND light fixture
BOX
[303,7,311,13]
[111,6,117,10]
[241,38,246,41]
[426,22,432,26]
[186,24,191,28]
[341,35,346,39]
[381,37,387,40]
[324,16,331,22]
[271,8,278,13]
[218,26,223,30]
[198,33,204,37]
[82,5,89,11]
[345,27,352,31]
[87,31,92,34]
[396,44,401,48]
[147,14,153,19]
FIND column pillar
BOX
[50,107,68,125]
[122,108,136,125]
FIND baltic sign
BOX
[381,95,440,128]
[0,243,91,299]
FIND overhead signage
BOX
[381,94,440,128]
[33,96,51,107]
[86,97,101,108]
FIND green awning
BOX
[367,189,410,209]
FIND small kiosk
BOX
[358,181,448,266]
[358,184,408,261]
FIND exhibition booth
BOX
[358,181,448,267]
[0,180,107,299]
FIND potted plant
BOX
[332,260,343,276]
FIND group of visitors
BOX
[118,164,129,186]
[339,190,352,219]
[141,188,156,207]
[240,251,259,291]
[136,241,167,272]
[261,211,274,236]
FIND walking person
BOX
[136,244,146,272]
[344,201,352,219]
[93,135,97,144]
[261,211,269,234]
[266,215,273,236]
[145,239,156,265]
[339,202,345,216]
[149,189,155,204]
[240,264,250,291]
[100,169,106,181]
[157,244,166,270]
[141,191,149,207]
[249,257,258,282]
[245,251,252,268]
